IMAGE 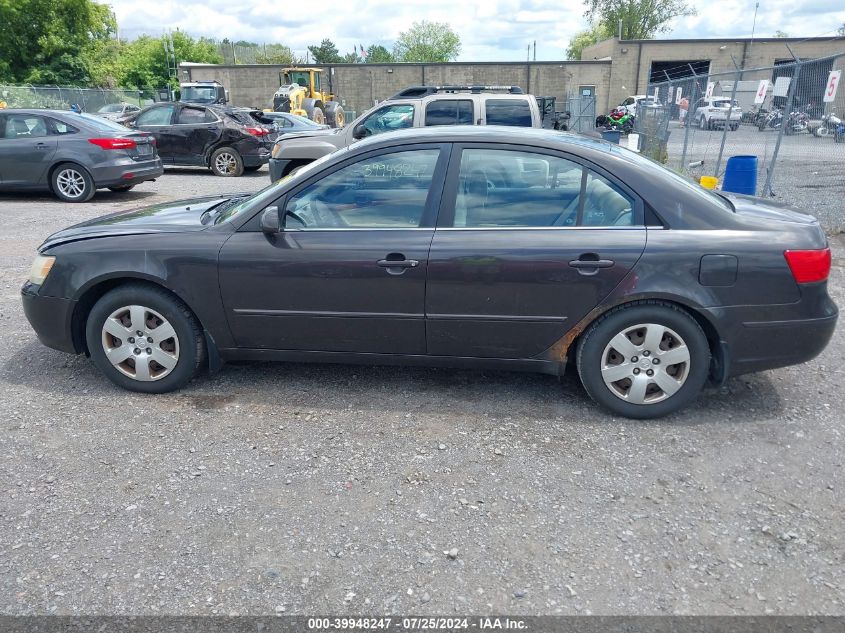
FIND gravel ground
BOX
[0,166,843,616]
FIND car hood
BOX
[278,128,342,141]
[40,194,250,250]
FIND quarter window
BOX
[452,148,637,228]
[284,149,440,229]
[485,99,532,127]
[136,105,175,126]
[425,100,473,126]
[357,104,415,138]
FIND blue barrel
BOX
[722,155,758,195]
[600,129,621,144]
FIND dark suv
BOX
[128,103,276,176]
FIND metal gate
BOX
[563,95,597,132]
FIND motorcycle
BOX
[835,120,845,143]
[598,107,635,134]
[813,110,842,137]
[758,108,783,131]
[784,109,810,135]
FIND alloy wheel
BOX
[56,168,87,199]
[101,305,180,381]
[600,323,690,405]
[214,152,237,175]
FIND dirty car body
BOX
[21,127,837,418]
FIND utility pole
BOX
[750,2,760,53]
[533,40,536,61]
[527,44,530,62]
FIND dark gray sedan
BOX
[0,109,162,201]
[20,126,837,418]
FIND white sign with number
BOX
[773,76,791,97]
[754,80,769,104]
[675,86,683,105]
[824,70,841,103]
[705,82,715,99]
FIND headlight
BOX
[28,255,56,285]
[271,143,282,159]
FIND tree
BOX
[566,24,611,60]
[774,30,789,38]
[393,21,461,63]
[342,51,360,64]
[583,0,696,41]
[838,23,845,37]
[115,31,222,91]
[366,45,394,63]
[0,0,115,84]
[308,38,343,64]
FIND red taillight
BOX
[88,137,136,150]
[245,126,269,137]
[784,248,831,283]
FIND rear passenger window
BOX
[452,149,637,228]
[425,100,473,126]
[485,99,532,127]
[178,107,208,124]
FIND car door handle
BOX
[35,142,50,150]
[377,258,419,268]
[569,257,615,269]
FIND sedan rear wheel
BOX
[576,302,710,418]
[86,284,205,393]
[52,163,95,202]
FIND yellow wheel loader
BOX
[272,68,345,128]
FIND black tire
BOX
[108,184,135,192]
[699,116,707,130]
[576,302,710,419]
[209,147,244,177]
[324,101,345,128]
[51,163,95,202]
[86,283,206,394]
[730,124,739,131]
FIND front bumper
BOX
[268,157,291,182]
[91,159,164,188]
[21,283,78,354]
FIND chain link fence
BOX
[0,85,158,113]
[633,53,845,232]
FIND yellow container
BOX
[699,175,718,189]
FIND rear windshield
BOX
[485,99,532,127]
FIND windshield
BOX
[713,99,739,108]
[213,151,341,225]
[181,86,219,103]
[98,103,124,113]
[77,112,134,132]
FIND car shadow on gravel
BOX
[163,167,269,178]
[0,189,158,205]
[2,340,786,424]
[3,339,785,424]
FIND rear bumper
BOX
[243,148,271,168]
[91,159,164,188]
[268,158,291,182]
[21,283,78,354]
[707,283,838,377]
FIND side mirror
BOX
[352,123,368,140]
[260,206,281,234]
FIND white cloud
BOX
[105,0,845,62]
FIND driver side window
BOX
[284,149,440,229]
[358,104,415,138]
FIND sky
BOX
[106,0,845,62]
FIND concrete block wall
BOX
[179,61,611,120]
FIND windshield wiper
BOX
[200,197,242,225]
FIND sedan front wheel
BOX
[576,302,710,418]
[86,284,205,393]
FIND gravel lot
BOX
[1,166,843,616]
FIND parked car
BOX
[268,85,543,180]
[125,102,276,176]
[260,111,330,133]
[692,97,743,130]
[0,109,162,202]
[21,126,836,418]
[96,102,142,122]
[619,95,663,118]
